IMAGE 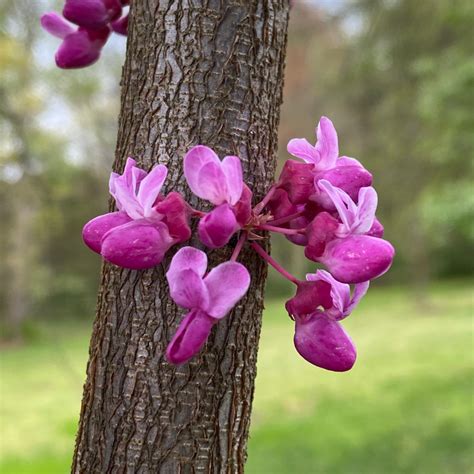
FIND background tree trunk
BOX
[73,1,289,472]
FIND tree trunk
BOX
[73,1,289,472]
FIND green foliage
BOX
[0,282,472,473]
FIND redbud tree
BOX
[40,1,393,472]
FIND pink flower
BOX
[40,13,110,69]
[63,0,122,30]
[166,247,251,364]
[111,14,128,36]
[306,180,395,283]
[282,116,372,209]
[288,270,369,371]
[184,145,250,248]
[82,158,191,269]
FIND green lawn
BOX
[1,281,473,473]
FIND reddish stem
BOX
[267,210,305,226]
[250,242,299,285]
[253,185,276,215]
[257,224,305,236]
[191,209,206,218]
[231,232,247,262]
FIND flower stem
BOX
[253,186,276,215]
[267,210,305,226]
[231,232,247,262]
[191,209,206,218]
[250,242,299,285]
[257,224,306,236]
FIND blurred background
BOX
[0,0,473,472]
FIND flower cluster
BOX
[82,117,394,371]
[40,0,129,69]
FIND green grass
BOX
[0,281,473,473]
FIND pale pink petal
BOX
[184,145,228,204]
[41,12,75,39]
[167,269,210,311]
[338,156,363,168]
[113,177,143,219]
[287,138,318,164]
[355,186,377,234]
[203,262,250,319]
[221,156,244,205]
[345,281,370,316]
[294,313,356,372]
[314,116,339,171]
[318,180,352,231]
[122,157,138,188]
[136,164,168,218]
[101,220,174,269]
[307,270,350,316]
[82,211,131,253]
[166,309,215,365]
[166,246,208,283]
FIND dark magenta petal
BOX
[166,309,215,365]
[82,211,131,253]
[198,204,238,249]
[321,235,395,283]
[233,184,253,226]
[155,192,192,243]
[55,27,110,69]
[305,212,340,261]
[313,166,372,210]
[111,14,128,35]
[367,217,384,238]
[278,160,315,205]
[267,188,298,221]
[101,220,175,269]
[63,0,122,30]
[285,280,332,319]
[294,313,357,372]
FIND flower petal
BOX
[221,155,244,205]
[203,262,250,319]
[198,204,238,249]
[40,13,75,39]
[307,269,350,316]
[166,309,215,365]
[166,246,208,282]
[346,281,370,316]
[278,160,315,205]
[112,175,143,219]
[285,280,332,319]
[287,138,318,164]
[156,192,192,242]
[136,164,168,218]
[101,220,174,269]
[184,145,228,205]
[314,116,339,171]
[167,269,209,310]
[111,14,128,35]
[321,235,395,284]
[82,211,131,253]
[294,313,356,372]
[355,186,377,234]
[55,27,109,69]
[63,0,122,30]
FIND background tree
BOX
[72,1,290,471]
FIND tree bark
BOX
[73,1,289,472]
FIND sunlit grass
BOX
[0,281,473,473]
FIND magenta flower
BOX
[184,145,250,248]
[288,270,369,371]
[83,158,191,269]
[63,0,122,30]
[111,14,128,36]
[306,180,395,283]
[166,247,251,364]
[40,13,110,69]
[281,116,372,208]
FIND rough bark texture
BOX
[73,1,289,472]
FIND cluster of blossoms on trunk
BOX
[40,0,129,69]
[82,117,395,371]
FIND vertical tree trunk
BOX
[73,1,289,472]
